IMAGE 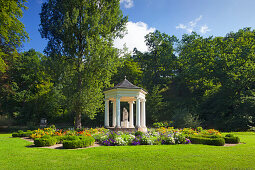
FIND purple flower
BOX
[185,138,191,144]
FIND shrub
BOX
[161,135,175,145]
[153,121,174,128]
[189,136,225,146]
[224,137,240,144]
[63,136,95,149]
[63,140,81,149]
[62,135,80,141]
[174,133,187,144]
[12,130,33,137]
[12,133,19,137]
[135,131,143,137]
[201,134,222,139]
[196,127,203,132]
[225,134,234,138]
[54,136,63,144]
[34,137,57,147]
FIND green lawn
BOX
[0,132,254,169]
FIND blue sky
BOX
[20,0,255,53]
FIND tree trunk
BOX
[75,53,83,130]
[75,112,82,129]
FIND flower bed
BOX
[97,130,191,146]
[12,126,240,147]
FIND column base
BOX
[137,127,147,133]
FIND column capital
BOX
[135,96,141,100]
[128,101,134,104]
[141,99,146,102]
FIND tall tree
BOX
[134,30,178,91]
[1,49,58,124]
[177,29,255,130]
[40,0,127,129]
[0,0,28,73]
[0,0,28,117]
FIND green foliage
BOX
[135,131,143,137]
[34,137,57,147]
[39,0,128,129]
[153,121,173,128]
[224,136,240,144]
[134,30,178,91]
[146,85,166,124]
[177,28,255,130]
[1,49,64,124]
[189,136,225,146]
[12,130,33,137]
[112,56,143,86]
[62,136,80,141]
[225,134,234,138]
[196,127,203,132]
[172,108,201,128]
[224,134,240,144]
[0,0,29,73]
[62,136,95,149]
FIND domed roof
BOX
[105,77,146,92]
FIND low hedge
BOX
[224,134,240,144]
[224,136,240,144]
[225,134,234,138]
[63,136,95,149]
[34,137,57,147]
[189,136,225,146]
[12,130,33,137]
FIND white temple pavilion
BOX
[103,78,147,132]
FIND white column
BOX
[104,99,109,127]
[141,99,146,128]
[112,101,116,127]
[136,97,141,128]
[116,96,121,128]
[128,101,134,128]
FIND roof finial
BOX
[124,76,127,80]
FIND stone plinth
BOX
[121,121,129,128]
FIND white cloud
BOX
[200,25,211,34]
[176,15,210,34]
[114,21,156,53]
[176,24,186,29]
[120,0,134,8]
[189,15,202,28]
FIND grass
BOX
[0,132,255,169]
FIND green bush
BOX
[63,136,95,149]
[135,131,143,137]
[189,136,225,146]
[225,134,234,138]
[63,140,82,149]
[201,134,222,139]
[224,137,240,144]
[12,130,33,137]
[34,137,57,147]
[153,121,173,128]
[12,133,19,137]
[62,135,80,141]
[54,136,63,144]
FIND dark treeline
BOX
[0,0,254,131]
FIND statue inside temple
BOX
[123,107,128,121]
[121,107,129,128]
